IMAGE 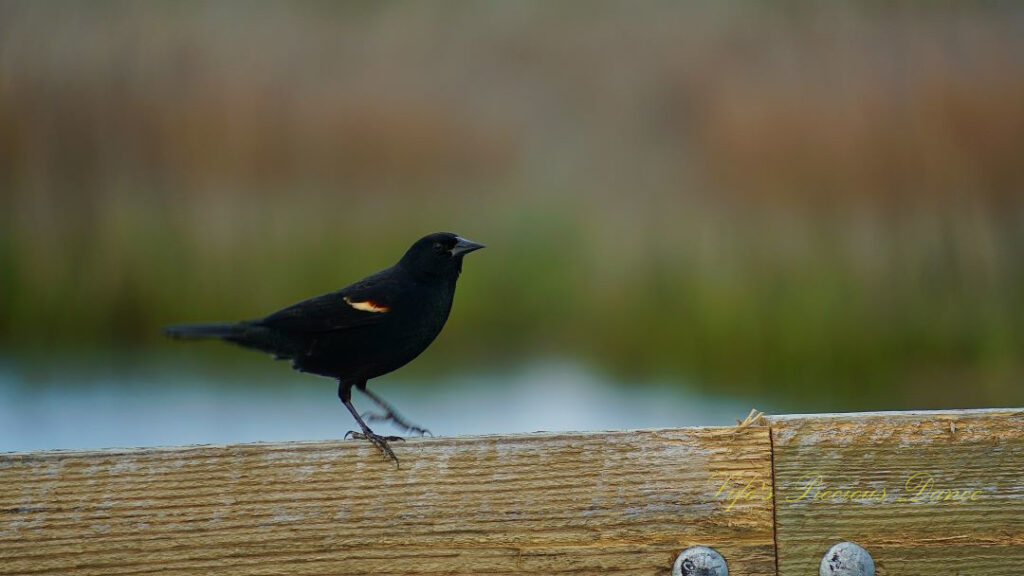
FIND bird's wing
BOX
[256,269,399,334]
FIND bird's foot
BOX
[362,410,432,437]
[344,430,404,466]
[407,425,432,437]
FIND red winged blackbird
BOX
[165,232,484,465]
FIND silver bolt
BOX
[672,546,728,576]
[820,541,875,576]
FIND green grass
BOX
[2,192,1021,411]
[2,1,1023,410]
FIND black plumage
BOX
[165,232,485,465]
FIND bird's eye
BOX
[433,242,445,253]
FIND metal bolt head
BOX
[672,546,728,576]
[820,541,875,576]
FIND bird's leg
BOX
[338,381,403,467]
[357,384,432,437]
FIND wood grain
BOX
[768,409,1024,576]
[0,428,775,576]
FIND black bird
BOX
[165,232,484,465]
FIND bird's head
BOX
[398,232,485,280]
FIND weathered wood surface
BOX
[0,428,776,576]
[769,408,1024,576]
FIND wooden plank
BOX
[0,428,775,576]
[768,408,1024,575]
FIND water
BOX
[0,360,773,453]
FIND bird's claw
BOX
[345,430,405,442]
[345,430,404,467]
[405,425,432,437]
[346,432,405,443]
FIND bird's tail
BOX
[163,322,247,341]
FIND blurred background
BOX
[1,2,1022,452]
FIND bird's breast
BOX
[344,283,455,377]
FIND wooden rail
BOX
[1,408,1021,575]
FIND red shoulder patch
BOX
[343,296,390,313]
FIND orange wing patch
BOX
[343,296,390,313]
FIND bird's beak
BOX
[451,236,485,256]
